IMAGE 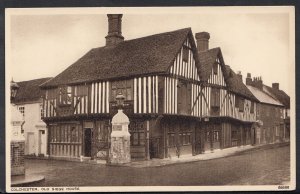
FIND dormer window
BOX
[59,86,72,105]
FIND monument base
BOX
[109,136,130,164]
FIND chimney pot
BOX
[195,32,210,52]
[105,14,124,46]
[247,73,251,78]
[272,83,279,90]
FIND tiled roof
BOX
[41,28,195,88]
[12,77,52,104]
[198,47,257,101]
[224,66,258,101]
[198,47,220,81]
[246,85,284,106]
[263,85,290,108]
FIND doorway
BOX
[84,128,92,157]
[27,132,35,155]
[38,130,46,155]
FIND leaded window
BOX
[129,121,144,146]
[59,86,72,105]
[111,79,133,101]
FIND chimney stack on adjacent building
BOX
[246,73,252,86]
[195,32,210,52]
[105,14,124,46]
[236,71,242,82]
[252,76,263,90]
[272,83,279,90]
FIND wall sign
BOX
[112,125,122,131]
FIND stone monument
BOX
[109,93,131,164]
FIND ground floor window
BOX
[129,121,145,146]
[213,130,219,142]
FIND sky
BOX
[6,7,294,96]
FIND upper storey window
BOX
[211,88,220,108]
[250,101,255,113]
[182,46,189,63]
[111,79,133,101]
[235,96,244,112]
[59,86,72,105]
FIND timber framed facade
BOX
[41,14,261,161]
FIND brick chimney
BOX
[246,73,252,86]
[272,83,279,90]
[105,14,124,46]
[252,76,263,90]
[236,71,242,82]
[195,32,210,52]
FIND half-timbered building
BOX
[40,14,259,161]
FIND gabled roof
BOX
[198,47,257,101]
[41,28,196,88]
[198,47,221,81]
[246,85,284,106]
[263,85,290,108]
[11,77,52,104]
[223,65,258,101]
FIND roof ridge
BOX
[16,77,52,84]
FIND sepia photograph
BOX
[5,6,295,192]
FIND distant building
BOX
[40,14,259,161]
[263,83,290,141]
[245,74,289,144]
[10,77,52,156]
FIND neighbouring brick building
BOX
[11,77,52,157]
[263,83,290,141]
[39,14,261,162]
[245,74,289,144]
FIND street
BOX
[23,143,290,186]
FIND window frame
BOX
[250,101,255,113]
[18,106,25,117]
[110,79,133,102]
[211,88,220,108]
[58,86,72,106]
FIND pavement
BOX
[11,174,45,187]
[110,142,289,168]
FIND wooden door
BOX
[195,127,204,155]
[84,128,92,157]
[27,132,35,155]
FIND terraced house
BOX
[40,14,259,161]
[246,74,290,144]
